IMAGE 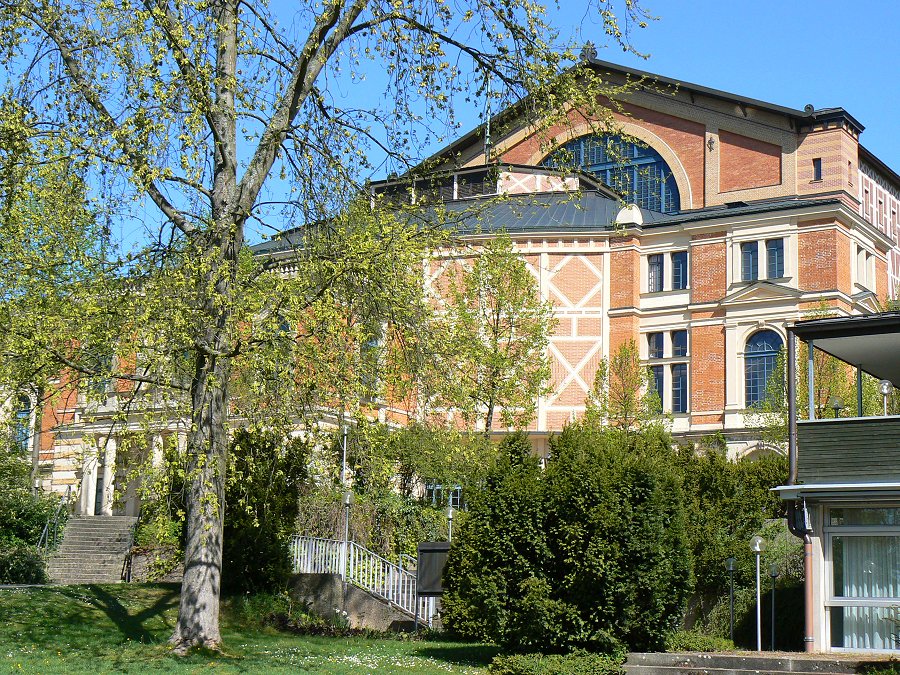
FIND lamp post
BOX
[828,396,844,419]
[879,380,893,416]
[750,535,766,652]
[447,506,455,542]
[341,490,353,581]
[725,557,736,643]
[769,563,780,651]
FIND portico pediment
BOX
[719,280,803,307]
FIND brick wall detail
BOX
[718,130,781,192]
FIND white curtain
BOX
[834,535,900,650]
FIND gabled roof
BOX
[427,58,864,167]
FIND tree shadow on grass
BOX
[42,584,181,646]
[413,642,501,668]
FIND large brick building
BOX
[365,58,898,460]
[26,59,900,513]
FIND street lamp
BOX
[447,506,455,542]
[750,535,766,652]
[340,490,353,581]
[769,563,780,651]
[725,557,736,643]
[879,380,893,416]
[828,396,844,419]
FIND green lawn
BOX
[0,584,498,673]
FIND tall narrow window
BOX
[14,396,30,453]
[671,363,688,414]
[651,365,664,405]
[671,251,688,290]
[766,239,784,279]
[648,254,663,292]
[672,330,688,357]
[745,330,783,408]
[741,242,758,281]
[648,332,664,359]
[813,157,823,181]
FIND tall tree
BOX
[438,232,555,434]
[585,340,663,432]
[0,0,650,651]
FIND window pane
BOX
[832,535,900,600]
[741,242,758,281]
[672,330,688,357]
[766,239,784,278]
[651,365,664,401]
[648,332,664,359]
[829,606,900,650]
[745,330,783,407]
[672,363,688,414]
[672,251,688,289]
[830,508,900,527]
[648,254,663,292]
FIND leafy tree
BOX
[585,340,663,431]
[438,233,556,433]
[0,0,651,652]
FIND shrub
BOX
[665,630,734,652]
[443,433,546,643]
[222,429,309,595]
[444,428,691,653]
[489,650,624,675]
[0,545,47,584]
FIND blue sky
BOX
[545,0,900,170]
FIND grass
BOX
[0,583,499,673]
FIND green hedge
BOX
[444,429,690,653]
[489,651,624,675]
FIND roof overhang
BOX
[790,312,900,384]
[773,483,900,501]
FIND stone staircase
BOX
[625,653,894,675]
[48,516,138,585]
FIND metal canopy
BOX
[791,312,900,385]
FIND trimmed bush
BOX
[489,650,624,675]
[665,630,734,653]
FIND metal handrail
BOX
[37,485,72,553]
[291,535,435,626]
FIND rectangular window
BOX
[766,239,784,279]
[671,363,688,414]
[857,248,868,287]
[813,157,823,181]
[741,242,758,281]
[651,365,664,401]
[648,332,664,359]
[648,254,663,292]
[671,251,688,290]
[672,330,688,357]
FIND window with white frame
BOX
[856,246,875,291]
[646,329,689,414]
[645,251,689,293]
[13,396,30,453]
[744,330,783,408]
[739,238,787,283]
[825,506,900,650]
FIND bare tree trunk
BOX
[171,348,231,652]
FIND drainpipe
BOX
[785,328,815,652]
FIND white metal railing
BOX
[291,535,436,626]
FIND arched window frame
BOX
[13,395,32,453]
[744,329,784,408]
[541,134,681,214]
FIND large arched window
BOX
[541,134,681,213]
[745,330,783,408]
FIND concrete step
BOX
[48,516,137,585]
[625,653,880,675]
